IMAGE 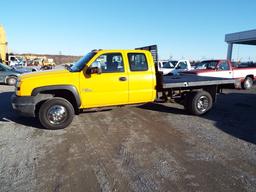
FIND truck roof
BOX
[201,59,231,62]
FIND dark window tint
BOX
[162,62,175,69]
[195,61,218,70]
[128,53,148,71]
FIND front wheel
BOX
[187,91,213,115]
[242,77,253,90]
[39,97,74,129]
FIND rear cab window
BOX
[128,53,148,71]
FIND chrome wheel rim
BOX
[196,96,209,113]
[47,105,67,125]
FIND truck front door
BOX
[80,52,128,108]
[214,61,233,78]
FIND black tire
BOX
[39,97,74,129]
[242,77,253,90]
[187,91,213,115]
[6,76,17,85]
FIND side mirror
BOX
[86,67,102,75]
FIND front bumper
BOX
[11,94,53,117]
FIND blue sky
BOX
[1,0,256,60]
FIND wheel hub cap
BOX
[9,78,16,85]
[197,96,209,112]
[47,105,67,125]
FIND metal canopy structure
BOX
[225,29,256,60]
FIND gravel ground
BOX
[0,85,256,192]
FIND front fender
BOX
[31,85,81,107]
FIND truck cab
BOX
[76,50,156,108]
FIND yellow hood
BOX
[18,69,80,96]
[20,69,71,80]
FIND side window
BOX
[128,53,148,71]
[218,61,230,70]
[91,53,124,73]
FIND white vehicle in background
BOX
[8,55,26,67]
[158,60,192,75]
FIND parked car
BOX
[158,60,192,75]
[14,66,40,73]
[0,63,21,85]
[185,59,256,89]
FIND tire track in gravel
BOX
[75,107,190,192]
[74,109,134,192]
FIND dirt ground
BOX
[0,85,256,192]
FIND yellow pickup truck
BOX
[12,48,235,129]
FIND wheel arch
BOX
[245,74,254,80]
[5,75,18,84]
[32,85,81,113]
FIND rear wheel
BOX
[242,77,253,90]
[187,91,213,115]
[6,76,17,85]
[39,97,74,129]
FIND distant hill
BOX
[16,53,82,65]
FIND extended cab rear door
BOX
[80,52,128,108]
[126,51,156,104]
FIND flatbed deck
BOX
[161,74,236,89]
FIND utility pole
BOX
[59,51,62,65]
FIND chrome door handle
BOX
[119,77,127,81]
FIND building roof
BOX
[225,29,256,45]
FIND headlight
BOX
[15,79,22,93]
[15,79,21,88]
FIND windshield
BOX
[69,52,96,72]
[0,63,12,70]
[195,61,218,69]
[170,61,178,66]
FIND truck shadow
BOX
[204,92,256,145]
[0,91,43,129]
[138,102,186,115]
[139,91,256,145]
